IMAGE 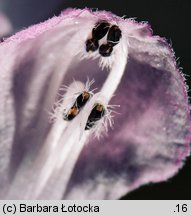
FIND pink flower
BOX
[0,8,190,199]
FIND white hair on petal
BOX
[49,78,95,122]
[87,103,119,139]
[91,97,123,140]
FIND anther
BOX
[99,44,113,57]
[64,91,92,121]
[75,91,92,108]
[86,38,99,52]
[85,103,106,130]
[92,21,110,40]
[64,106,79,121]
[107,25,122,46]
[86,21,110,52]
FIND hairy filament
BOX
[27,80,94,199]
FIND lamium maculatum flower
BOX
[0,8,190,199]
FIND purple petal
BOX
[0,8,190,199]
[66,38,191,199]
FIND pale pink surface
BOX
[0,8,190,199]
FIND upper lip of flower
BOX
[0,8,190,200]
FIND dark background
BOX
[0,0,190,199]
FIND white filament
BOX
[26,81,86,199]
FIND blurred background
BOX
[0,0,190,199]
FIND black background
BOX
[1,0,190,199]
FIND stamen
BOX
[63,90,92,121]
[64,105,79,121]
[86,38,99,52]
[92,21,110,40]
[100,29,128,101]
[107,25,122,46]
[7,80,92,199]
[83,24,128,136]
[76,91,92,107]
[63,80,94,121]
[85,21,110,53]
[99,43,113,57]
[85,103,106,130]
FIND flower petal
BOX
[0,8,115,199]
[0,8,190,199]
[63,15,191,199]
